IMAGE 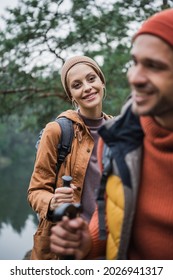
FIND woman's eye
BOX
[72,82,81,89]
[88,75,96,82]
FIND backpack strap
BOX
[97,143,112,240]
[54,117,74,186]
[35,117,74,190]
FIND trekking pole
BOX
[53,203,82,222]
[53,175,82,259]
[62,175,72,188]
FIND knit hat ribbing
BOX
[133,9,173,48]
[61,55,105,100]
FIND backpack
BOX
[36,117,74,189]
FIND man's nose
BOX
[127,65,147,85]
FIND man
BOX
[50,8,173,260]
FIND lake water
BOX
[0,215,36,260]
[0,127,38,260]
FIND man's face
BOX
[127,34,173,128]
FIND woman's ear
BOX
[103,86,106,100]
[72,98,78,109]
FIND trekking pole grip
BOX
[62,175,72,187]
[52,175,82,260]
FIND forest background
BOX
[0,0,172,259]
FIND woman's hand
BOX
[49,184,77,211]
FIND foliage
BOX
[0,0,172,130]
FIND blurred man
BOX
[50,8,173,260]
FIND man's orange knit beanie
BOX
[133,8,173,48]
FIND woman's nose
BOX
[83,81,92,91]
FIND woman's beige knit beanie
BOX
[61,55,105,100]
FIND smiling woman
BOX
[65,63,105,118]
[27,55,112,260]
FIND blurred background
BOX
[0,0,172,260]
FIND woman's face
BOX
[67,63,105,118]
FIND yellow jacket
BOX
[89,99,144,259]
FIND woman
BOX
[27,55,111,259]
